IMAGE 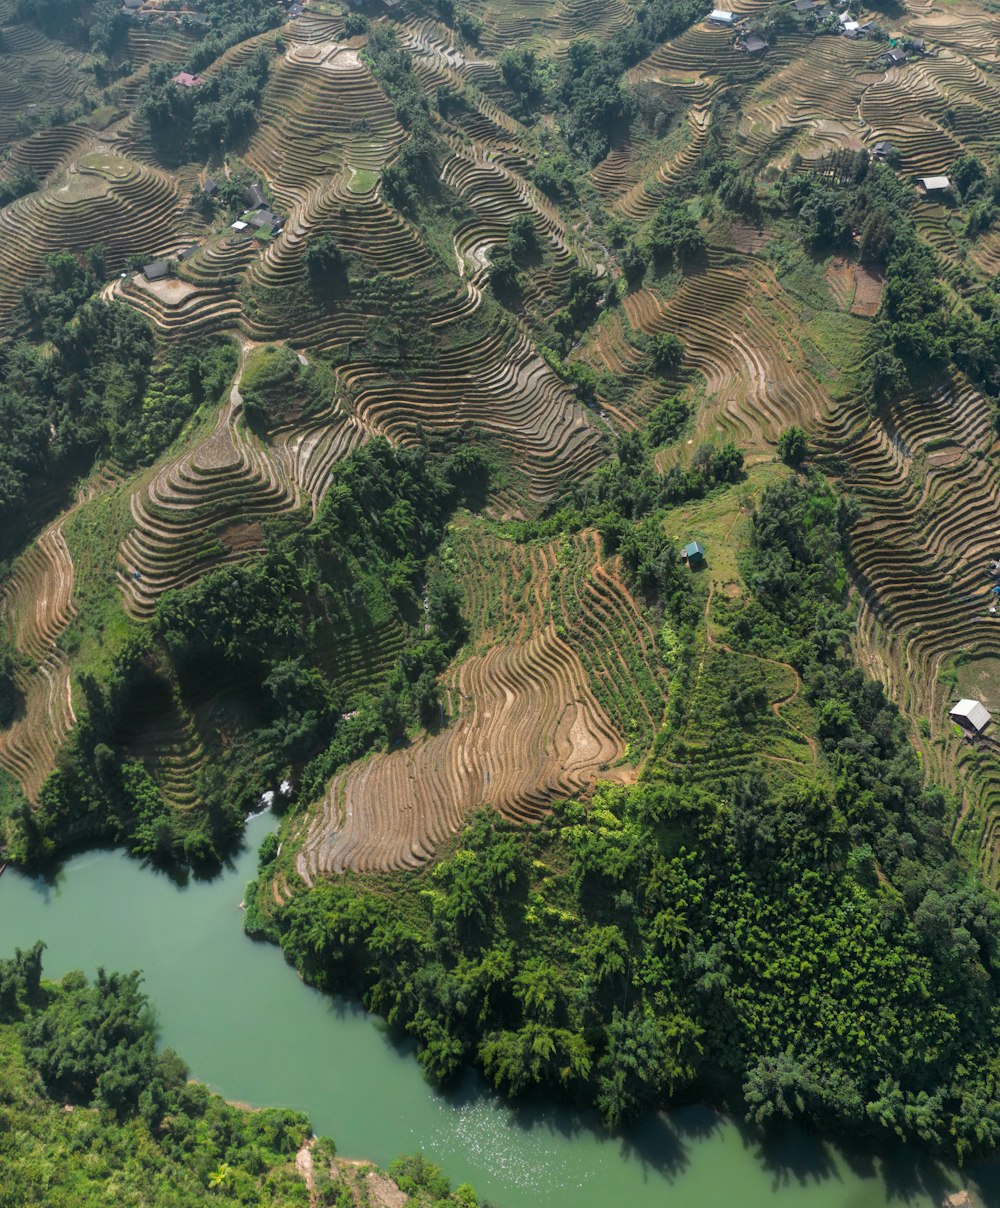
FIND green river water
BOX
[1,810,996,1208]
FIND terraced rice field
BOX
[117,340,369,619]
[0,22,89,148]
[294,625,623,879]
[814,380,1000,882]
[0,469,120,801]
[5,0,1000,886]
[0,149,190,322]
[615,253,832,453]
[286,520,666,879]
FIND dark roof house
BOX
[743,33,768,52]
[178,243,200,261]
[203,177,218,196]
[871,140,896,158]
[143,260,171,281]
[244,183,268,209]
[682,541,705,566]
[885,46,906,64]
[249,210,282,234]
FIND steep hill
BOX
[4,0,1000,1161]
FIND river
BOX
[0,810,995,1208]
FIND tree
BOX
[0,638,20,727]
[647,396,689,445]
[647,199,705,264]
[487,250,521,298]
[306,235,347,297]
[619,241,648,285]
[507,213,539,259]
[650,332,684,374]
[777,425,808,466]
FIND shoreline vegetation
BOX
[0,943,484,1207]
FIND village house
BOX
[949,699,991,734]
[244,182,268,209]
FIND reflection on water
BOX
[0,815,991,1208]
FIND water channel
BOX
[1,810,996,1208]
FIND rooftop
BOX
[950,699,992,732]
[171,71,205,87]
[244,183,268,208]
[708,8,736,21]
[918,175,951,191]
[143,260,170,280]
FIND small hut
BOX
[949,699,991,734]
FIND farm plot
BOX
[0,469,121,801]
[0,150,190,323]
[813,378,1000,881]
[288,519,667,879]
[618,252,833,454]
[246,44,406,208]
[0,22,89,150]
[736,39,870,167]
[294,625,623,879]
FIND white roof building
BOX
[231,220,249,230]
[708,8,736,22]
[918,176,951,192]
[842,19,859,30]
[950,699,992,732]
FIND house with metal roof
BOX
[949,699,991,733]
[682,541,705,566]
[143,260,171,281]
[917,175,951,193]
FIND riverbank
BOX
[0,815,990,1208]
